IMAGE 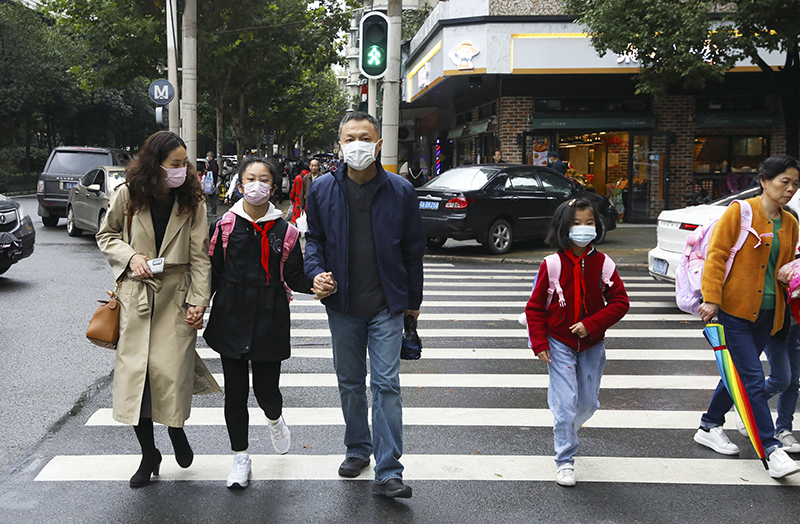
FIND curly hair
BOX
[125,131,202,215]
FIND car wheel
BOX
[0,262,10,276]
[484,219,513,255]
[594,218,608,245]
[426,237,447,249]
[66,207,83,237]
[98,210,106,232]
[42,215,59,227]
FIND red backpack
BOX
[209,211,301,300]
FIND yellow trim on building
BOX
[407,40,442,80]
[444,67,488,76]
[409,75,445,103]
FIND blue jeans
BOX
[547,336,606,467]
[700,310,781,454]
[326,308,404,483]
[764,324,800,434]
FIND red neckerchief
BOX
[251,220,275,283]
[563,248,589,321]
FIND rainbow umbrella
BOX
[703,323,768,469]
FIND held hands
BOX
[698,302,719,323]
[312,272,336,300]
[778,264,794,286]
[185,305,206,330]
[129,254,153,279]
[569,322,589,338]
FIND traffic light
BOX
[359,11,389,79]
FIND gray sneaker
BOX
[226,454,252,489]
[268,415,291,454]
[777,430,800,453]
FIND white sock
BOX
[235,449,248,456]
[267,417,280,425]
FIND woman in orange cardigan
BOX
[696,155,800,479]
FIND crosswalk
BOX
[34,262,800,487]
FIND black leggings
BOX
[221,356,283,452]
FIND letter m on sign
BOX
[154,85,169,100]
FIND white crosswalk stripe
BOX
[35,264,792,489]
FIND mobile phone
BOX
[146,258,165,274]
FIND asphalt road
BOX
[1,196,798,523]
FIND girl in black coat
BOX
[203,157,317,489]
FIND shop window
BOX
[693,135,769,175]
[695,96,775,113]
[478,102,497,119]
[455,111,472,126]
[534,97,651,114]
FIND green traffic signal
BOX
[359,12,389,79]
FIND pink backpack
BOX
[209,211,301,300]
[519,252,617,347]
[674,200,769,316]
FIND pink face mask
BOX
[243,181,271,206]
[161,165,187,188]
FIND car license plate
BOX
[419,201,439,210]
[61,181,77,191]
[653,258,668,275]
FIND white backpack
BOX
[519,253,616,347]
[674,200,768,316]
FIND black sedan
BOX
[0,194,36,276]
[416,164,617,255]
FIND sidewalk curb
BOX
[423,253,649,271]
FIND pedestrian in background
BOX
[525,198,629,487]
[304,111,425,498]
[300,159,322,211]
[407,159,424,188]
[548,151,568,175]
[696,155,800,479]
[205,151,219,217]
[96,130,212,487]
[204,157,320,489]
[492,149,505,163]
[289,161,308,223]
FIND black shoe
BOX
[168,427,193,468]
[337,456,370,478]
[372,478,412,498]
[129,449,162,488]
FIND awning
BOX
[467,120,490,135]
[532,116,655,130]
[447,126,466,139]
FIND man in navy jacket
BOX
[305,112,425,498]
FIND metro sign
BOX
[148,79,175,105]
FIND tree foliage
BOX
[566,0,800,155]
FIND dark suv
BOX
[37,147,132,227]
[0,194,35,276]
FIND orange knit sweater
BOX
[701,196,798,335]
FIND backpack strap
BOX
[280,223,300,301]
[543,253,566,309]
[208,211,237,259]
[601,253,616,289]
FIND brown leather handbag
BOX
[86,201,132,350]
[86,288,121,349]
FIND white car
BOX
[648,187,800,283]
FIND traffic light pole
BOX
[381,0,401,174]
[368,78,377,118]
[166,0,180,135]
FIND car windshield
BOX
[107,170,126,191]
[48,151,108,174]
[711,186,759,206]
[424,167,499,191]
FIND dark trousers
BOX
[221,356,283,452]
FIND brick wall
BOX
[654,96,694,209]
[498,97,534,163]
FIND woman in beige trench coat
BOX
[96,131,212,487]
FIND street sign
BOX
[359,11,389,79]
[148,79,175,105]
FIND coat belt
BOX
[127,264,191,315]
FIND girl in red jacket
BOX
[525,198,629,487]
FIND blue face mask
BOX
[569,225,596,247]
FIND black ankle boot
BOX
[129,449,162,487]
[168,427,193,468]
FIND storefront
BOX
[401,11,788,221]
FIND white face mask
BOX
[341,140,378,171]
[569,225,596,247]
[242,181,271,206]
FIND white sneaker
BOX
[733,411,748,437]
[694,427,740,455]
[555,465,576,487]
[226,454,252,489]
[768,448,800,478]
[776,430,800,453]
[269,415,291,454]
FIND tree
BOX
[566,0,800,157]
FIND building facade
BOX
[401,0,788,222]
